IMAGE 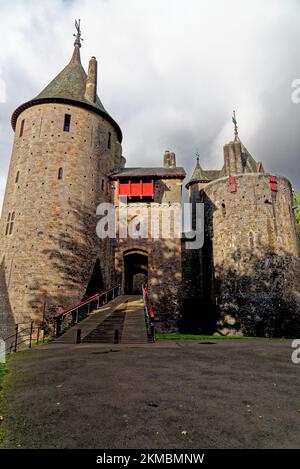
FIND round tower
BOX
[187,133,300,337]
[0,23,123,328]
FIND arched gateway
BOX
[123,250,148,295]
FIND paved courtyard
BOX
[2,339,300,448]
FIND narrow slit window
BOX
[63,114,71,132]
[15,171,20,183]
[58,168,63,180]
[5,213,11,235]
[249,232,254,251]
[101,179,104,191]
[107,132,111,149]
[9,212,15,235]
[19,119,25,137]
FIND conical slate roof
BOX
[190,157,207,181]
[11,44,122,142]
[34,46,107,113]
[187,140,262,188]
[240,143,259,173]
[186,156,224,188]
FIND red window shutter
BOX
[270,183,278,192]
[118,179,154,197]
[269,175,278,191]
[228,177,237,192]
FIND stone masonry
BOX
[0,25,299,338]
[186,137,300,336]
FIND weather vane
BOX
[232,110,239,141]
[73,19,83,48]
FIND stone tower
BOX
[0,23,123,330]
[109,150,186,331]
[186,123,300,336]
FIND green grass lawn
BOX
[155,333,279,341]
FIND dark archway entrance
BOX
[83,258,104,300]
[124,250,148,295]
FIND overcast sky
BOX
[0,0,299,211]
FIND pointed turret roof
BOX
[11,22,122,142]
[190,156,206,181]
[240,142,261,173]
[187,113,266,188]
[186,155,225,188]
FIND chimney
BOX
[164,150,170,167]
[224,140,243,176]
[169,152,176,168]
[85,56,97,103]
[163,150,176,168]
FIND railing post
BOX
[36,327,40,345]
[14,324,19,353]
[88,302,91,315]
[75,308,79,324]
[97,296,100,308]
[56,318,61,337]
[29,321,34,348]
[76,329,82,344]
[150,323,155,343]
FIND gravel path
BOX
[2,339,300,449]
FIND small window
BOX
[249,232,254,251]
[221,202,226,216]
[6,212,15,235]
[5,213,10,235]
[107,132,111,149]
[58,168,63,180]
[15,171,20,183]
[19,119,25,137]
[63,114,71,132]
[101,179,104,191]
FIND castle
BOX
[0,24,299,339]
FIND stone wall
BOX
[0,102,122,330]
[201,173,300,336]
[112,178,184,331]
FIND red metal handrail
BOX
[54,285,120,319]
[142,286,155,342]
[143,286,154,319]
